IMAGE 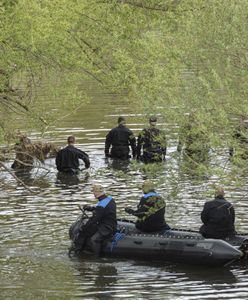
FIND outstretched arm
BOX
[125,197,147,217]
[78,150,90,169]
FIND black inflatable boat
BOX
[69,216,248,267]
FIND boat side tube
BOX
[104,232,242,267]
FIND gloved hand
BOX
[83,205,95,212]
[125,207,135,215]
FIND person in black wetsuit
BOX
[55,136,90,174]
[177,113,210,163]
[137,116,167,163]
[105,116,136,160]
[125,180,170,232]
[229,118,248,160]
[77,184,117,256]
[199,187,236,239]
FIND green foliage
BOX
[0,0,248,181]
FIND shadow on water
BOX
[83,262,117,282]
[55,171,90,196]
[136,261,238,285]
[72,258,118,299]
[56,172,80,186]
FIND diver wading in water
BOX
[56,136,90,174]
[105,116,136,160]
[137,116,167,163]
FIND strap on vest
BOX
[143,192,159,199]
[97,196,112,208]
[110,231,124,252]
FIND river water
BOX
[1,83,248,299]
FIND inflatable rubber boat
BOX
[69,215,248,267]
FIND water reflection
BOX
[178,154,211,181]
[70,258,242,299]
[171,264,237,285]
[105,157,131,172]
[74,259,118,299]
[13,168,51,189]
[13,169,33,185]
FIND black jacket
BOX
[199,196,236,239]
[137,127,166,161]
[82,195,117,237]
[105,124,136,159]
[56,145,90,172]
[131,192,169,232]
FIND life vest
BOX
[143,192,160,199]
[97,196,113,208]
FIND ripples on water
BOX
[1,95,248,299]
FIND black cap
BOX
[149,116,157,123]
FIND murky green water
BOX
[1,83,248,299]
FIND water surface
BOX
[1,84,248,299]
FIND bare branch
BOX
[0,160,36,193]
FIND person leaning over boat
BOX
[105,116,136,160]
[199,187,236,239]
[55,135,90,174]
[125,180,170,232]
[137,116,167,163]
[78,184,117,256]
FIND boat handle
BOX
[186,243,195,247]
[159,242,168,246]
[134,241,143,245]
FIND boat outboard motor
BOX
[240,239,248,259]
[69,205,88,239]
[225,235,248,261]
[68,206,89,256]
